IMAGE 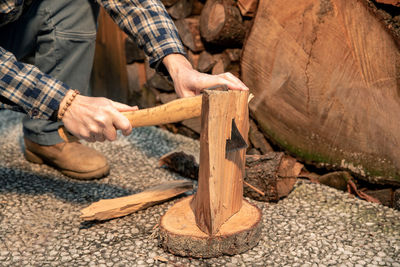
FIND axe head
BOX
[226,119,248,154]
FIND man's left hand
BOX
[162,54,249,98]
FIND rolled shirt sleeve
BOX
[0,47,69,120]
[97,0,186,73]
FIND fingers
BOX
[195,72,249,93]
[219,72,249,91]
[111,101,139,112]
[108,107,132,137]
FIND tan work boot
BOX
[24,138,110,180]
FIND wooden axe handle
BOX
[58,95,202,142]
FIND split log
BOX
[363,188,394,207]
[161,0,180,7]
[80,180,193,221]
[318,171,352,192]
[181,117,201,134]
[146,73,175,92]
[191,0,205,15]
[237,0,258,17]
[224,48,242,62]
[394,189,400,210]
[126,62,146,91]
[241,0,400,185]
[211,53,230,75]
[175,17,204,52]
[167,0,193,19]
[159,92,178,104]
[375,0,400,6]
[190,90,249,235]
[125,37,145,63]
[248,119,273,154]
[159,151,199,180]
[197,51,216,72]
[199,0,246,46]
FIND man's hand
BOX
[60,91,138,142]
[162,54,249,98]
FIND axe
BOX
[58,86,248,154]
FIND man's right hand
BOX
[59,90,138,142]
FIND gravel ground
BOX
[1,110,400,266]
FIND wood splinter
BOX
[80,180,193,221]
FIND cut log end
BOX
[159,196,262,258]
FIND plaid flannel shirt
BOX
[0,0,184,120]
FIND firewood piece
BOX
[318,171,353,191]
[375,0,400,6]
[200,0,246,46]
[245,154,302,201]
[277,155,303,198]
[211,53,230,75]
[394,189,400,210]
[159,151,199,179]
[161,0,180,7]
[181,117,201,134]
[363,188,394,207]
[191,90,249,235]
[126,62,147,96]
[125,37,145,63]
[241,0,400,185]
[224,48,242,62]
[197,51,216,72]
[167,0,193,19]
[80,180,193,221]
[191,0,205,15]
[237,0,258,17]
[159,93,178,104]
[248,119,273,154]
[147,73,175,92]
[159,196,262,258]
[175,17,204,52]
[187,50,200,69]
[225,62,240,78]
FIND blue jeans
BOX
[0,0,99,145]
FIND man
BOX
[0,0,248,180]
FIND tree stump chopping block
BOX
[159,89,262,258]
[159,196,262,258]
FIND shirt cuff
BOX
[147,35,186,77]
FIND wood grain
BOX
[190,90,249,235]
[241,0,400,185]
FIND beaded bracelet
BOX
[57,89,80,121]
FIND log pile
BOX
[124,0,259,140]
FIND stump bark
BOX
[159,196,262,258]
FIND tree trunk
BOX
[241,0,400,185]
